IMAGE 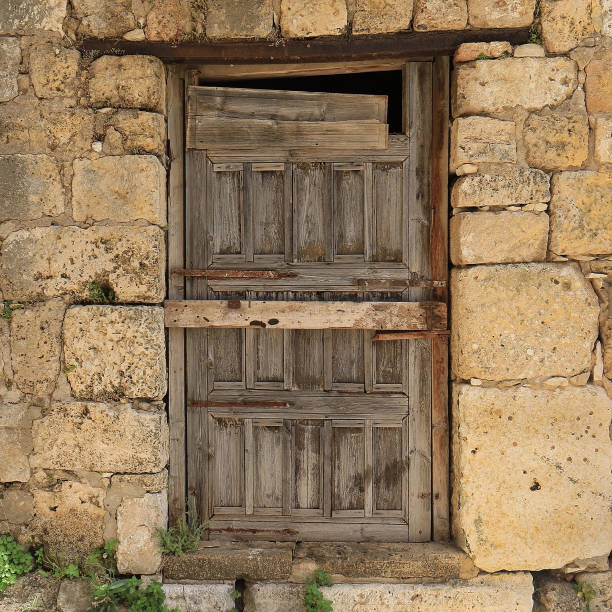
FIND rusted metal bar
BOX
[189,400,293,408]
[172,269,296,279]
[372,330,450,341]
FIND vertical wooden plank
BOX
[293,420,322,510]
[373,425,403,511]
[402,417,409,527]
[333,164,365,258]
[364,420,373,518]
[323,329,333,391]
[253,422,283,509]
[245,328,256,389]
[213,418,244,508]
[285,163,294,263]
[251,166,286,257]
[283,330,294,390]
[323,420,332,517]
[167,67,186,525]
[244,163,254,262]
[332,424,365,511]
[364,162,373,262]
[364,330,374,393]
[245,418,254,515]
[282,419,292,516]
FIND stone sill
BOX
[162,541,477,584]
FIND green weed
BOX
[0,535,33,594]
[87,281,116,305]
[1,301,23,320]
[156,517,209,556]
[88,576,177,612]
[574,580,596,612]
[305,569,333,612]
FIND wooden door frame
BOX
[166,56,449,541]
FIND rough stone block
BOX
[451,167,550,208]
[89,55,166,114]
[29,43,80,99]
[603,0,612,37]
[280,0,347,38]
[163,584,235,612]
[533,574,585,611]
[0,489,33,524]
[549,171,612,257]
[0,404,33,483]
[10,298,64,396]
[146,0,192,41]
[594,114,612,164]
[0,574,61,612]
[353,0,414,34]
[0,225,165,302]
[31,401,169,473]
[0,37,20,102]
[513,43,545,57]
[0,154,64,221]
[117,493,167,574]
[453,385,612,571]
[454,41,512,62]
[585,55,612,115]
[468,0,536,27]
[102,110,166,156]
[524,110,589,171]
[244,573,534,612]
[413,0,468,30]
[450,211,548,265]
[72,0,136,38]
[541,0,594,54]
[574,570,612,611]
[453,58,577,116]
[206,0,274,39]
[450,116,516,172]
[0,0,66,34]
[451,263,599,381]
[72,156,166,225]
[57,579,93,612]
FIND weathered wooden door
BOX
[169,61,449,542]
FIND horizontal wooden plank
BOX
[188,86,387,123]
[165,300,446,330]
[372,330,450,341]
[187,117,388,151]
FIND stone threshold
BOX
[162,541,478,584]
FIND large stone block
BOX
[146,0,192,41]
[29,43,80,100]
[585,55,612,115]
[450,116,516,172]
[89,55,166,115]
[594,115,612,165]
[116,493,167,574]
[451,264,599,381]
[163,584,235,612]
[468,0,535,27]
[453,385,612,571]
[31,401,169,473]
[206,0,274,39]
[454,41,513,62]
[72,156,166,225]
[0,0,66,34]
[523,110,589,171]
[244,573,534,612]
[353,0,414,34]
[0,404,34,483]
[541,0,594,54]
[413,0,468,30]
[451,167,550,208]
[0,38,20,102]
[450,211,548,265]
[533,575,584,611]
[280,0,347,38]
[453,58,577,116]
[549,171,612,257]
[63,306,167,400]
[101,110,166,156]
[72,0,136,38]
[10,298,64,396]
[0,225,165,302]
[0,154,64,221]
[0,489,33,524]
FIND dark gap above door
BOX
[200,70,404,134]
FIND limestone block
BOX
[206,0,274,39]
[104,110,166,156]
[32,481,105,557]
[575,570,612,611]
[453,385,612,571]
[280,0,347,38]
[468,0,536,27]
[454,41,512,62]
[0,38,20,102]
[549,171,612,257]
[89,55,166,115]
[72,0,136,38]
[0,429,30,482]
[111,471,168,493]
[413,0,468,30]
[353,0,414,34]
[244,573,534,612]
[586,56,612,114]
[116,493,167,574]
[0,0,66,34]
[31,401,169,472]
[524,110,589,171]
[57,579,92,612]
[0,225,165,302]
[533,575,584,611]
[163,584,235,612]
[0,574,61,612]
[594,114,612,164]
[451,264,599,380]
[10,298,64,396]
[63,306,167,400]
[146,0,192,41]
[0,154,64,221]
[29,43,80,100]
[450,116,516,172]
[453,58,578,116]
[451,167,550,208]
[450,211,548,265]
[541,0,594,54]
[0,489,33,524]
[72,156,166,225]
[513,43,545,57]
[603,0,612,37]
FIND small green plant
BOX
[63,364,77,374]
[1,301,23,320]
[88,576,178,612]
[226,587,241,612]
[304,569,333,612]
[87,280,116,305]
[0,535,33,593]
[574,580,596,612]
[156,517,209,556]
[84,540,117,585]
[476,52,489,60]
[34,546,80,580]
[529,23,543,44]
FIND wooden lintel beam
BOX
[80,28,529,64]
[164,299,447,330]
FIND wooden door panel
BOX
[293,420,323,512]
[373,425,404,513]
[333,164,367,259]
[252,421,284,512]
[332,424,365,513]
[209,164,243,258]
[211,417,244,510]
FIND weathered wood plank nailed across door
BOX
[164,300,447,330]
